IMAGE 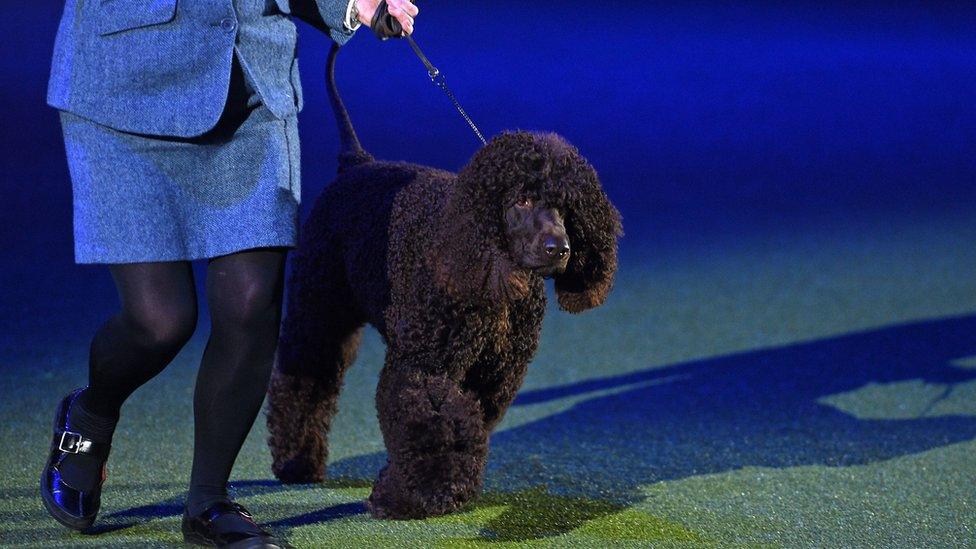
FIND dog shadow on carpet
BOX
[325,313,976,541]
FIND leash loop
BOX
[407,35,439,78]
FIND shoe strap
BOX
[53,429,111,460]
[201,501,269,536]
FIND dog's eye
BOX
[515,196,533,208]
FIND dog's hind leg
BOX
[367,358,489,519]
[266,241,364,484]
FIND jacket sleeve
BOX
[290,0,358,45]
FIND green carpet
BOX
[2,209,975,548]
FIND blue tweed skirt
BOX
[59,55,301,264]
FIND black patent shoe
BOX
[182,500,286,548]
[39,388,112,531]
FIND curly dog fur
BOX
[266,44,623,519]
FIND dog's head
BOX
[434,131,623,312]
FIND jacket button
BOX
[219,17,236,33]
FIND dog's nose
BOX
[543,235,570,260]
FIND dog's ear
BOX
[551,148,623,313]
[430,133,534,303]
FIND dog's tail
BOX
[327,42,374,172]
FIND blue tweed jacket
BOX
[47,0,358,137]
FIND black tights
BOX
[75,247,287,515]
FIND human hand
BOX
[355,0,419,36]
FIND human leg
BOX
[42,260,197,530]
[185,247,287,516]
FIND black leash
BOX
[371,1,488,146]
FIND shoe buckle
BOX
[58,431,90,454]
[233,503,254,520]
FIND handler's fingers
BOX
[388,9,413,34]
[388,0,417,13]
[399,0,419,17]
[387,0,417,34]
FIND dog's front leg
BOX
[466,357,531,432]
[367,355,489,519]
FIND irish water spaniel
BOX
[266,44,623,519]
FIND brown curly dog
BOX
[265,43,623,519]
